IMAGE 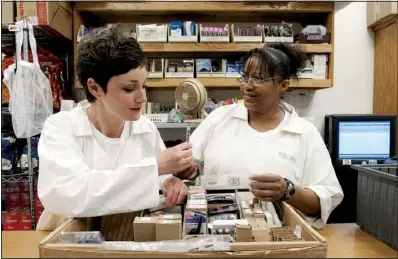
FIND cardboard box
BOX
[156,219,182,241]
[39,202,327,258]
[1,2,15,23]
[133,217,158,242]
[243,208,253,217]
[16,1,72,40]
[188,186,206,200]
[186,199,207,213]
[235,224,253,242]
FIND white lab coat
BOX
[190,102,344,228]
[36,100,169,231]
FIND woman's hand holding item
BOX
[162,176,188,205]
[249,174,287,202]
[156,142,192,175]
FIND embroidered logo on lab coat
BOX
[278,152,297,164]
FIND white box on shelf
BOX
[165,59,194,78]
[225,72,241,78]
[137,24,168,42]
[263,36,293,43]
[196,59,226,78]
[147,58,165,79]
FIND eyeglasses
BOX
[237,75,282,86]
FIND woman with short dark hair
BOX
[37,25,191,231]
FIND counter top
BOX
[1,224,397,258]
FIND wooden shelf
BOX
[147,78,332,89]
[141,43,331,53]
[76,2,334,13]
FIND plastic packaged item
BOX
[280,21,293,37]
[103,235,232,252]
[56,231,105,244]
[209,213,238,223]
[185,211,207,235]
[3,21,53,138]
[197,59,211,73]
[204,98,216,114]
[208,204,239,216]
[209,219,249,235]
[168,108,183,123]
[183,21,195,36]
[170,21,183,37]
[207,194,235,204]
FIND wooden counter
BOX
[1,224,397,258]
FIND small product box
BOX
[165,59,194,78]
[147,58,164,79]
[199,23,230,42]
[169,21,198,42]
[263,21,294,43]
[136,23,168,42]
[133,217,158,241]
[232,23,263,43]
[196,59,226,78]
[187,186,206,200]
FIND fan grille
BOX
[175,80,201,111]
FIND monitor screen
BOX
[338,121,391,159]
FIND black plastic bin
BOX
[351,164,397,250]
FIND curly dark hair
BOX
[77,25,147,102]
[242,43,307,83]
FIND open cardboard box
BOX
[39,201,327,258]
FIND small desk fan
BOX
[175,78,208,120]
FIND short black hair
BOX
[77,25,147,102]
[242,43,306,83]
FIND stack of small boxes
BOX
[184,186,208,237]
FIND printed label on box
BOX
[140,217,152,222]
[162,220,174,224]
[188,200,206,205]
[188,204,207,209]
[163,215,175,219]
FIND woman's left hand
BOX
[249,174,287,202]
[162,176,188,205]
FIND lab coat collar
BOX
[72,100,153,137]
[231,101,305,134]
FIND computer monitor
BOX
[325,115,397,164]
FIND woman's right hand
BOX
[156,142,192,175]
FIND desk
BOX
[1,224,397,258]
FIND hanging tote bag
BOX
[3,20,53,138]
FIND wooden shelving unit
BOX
[147,78,332,89]
[72,1,335,90]
[75,2,333,13]
[141,43,332,53]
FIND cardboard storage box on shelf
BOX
[2,1,15,23]
[38,201,327,258]
[16,1,72,40]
